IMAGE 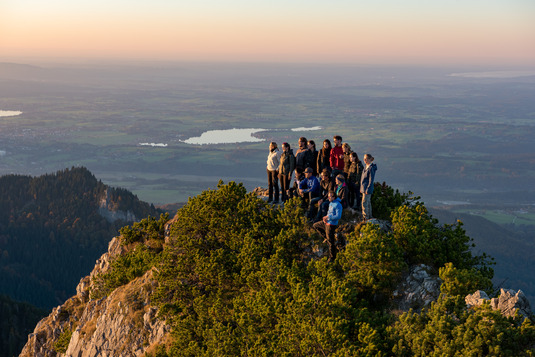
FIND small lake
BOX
[183,126,322,145]
[139,143,168,147]
[0,110,23,117]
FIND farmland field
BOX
[1,62,535,211]
[2,61,535,305]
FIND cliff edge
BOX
[20,236,170,357]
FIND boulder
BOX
[393,264,442,312]
[465,288,532,319]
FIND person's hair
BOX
[328,190,336,197]
[336,174,345,182]
[323,139,332,150]
[350,152,359,160]
[282,142,290,149]
[299,137,307,143]
[321,168,331,176]
[295,167,304,174]
[333,135,342,141]
[364,154,374,162]
[308,140,316,150]
[269,142,277,151]
[342,142,351,150]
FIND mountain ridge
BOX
[19,181,535,356]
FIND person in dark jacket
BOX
[299,167,320,217]
[342,143,353,179]
[307,140,319,176]
[317,139,332,175]
[295,137,313,171]
[312,169,335,222]
[335,174,349,209]
[347,152,364,209]
[360,154,377,221]
[278,142,296,202]
[288,167,305,199]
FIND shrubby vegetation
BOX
[90,214,169,299]
[102,181,533,356]
[390,295,535,356]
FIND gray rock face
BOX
[466,288,532,319]
[98,189,138,223]
[393,264,442,312]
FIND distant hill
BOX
[0,167,161,310]
[429,207,535,307]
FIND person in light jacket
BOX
[360,154,377,221]
[266,142,282,203]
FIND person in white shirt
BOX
[266,142,282,203]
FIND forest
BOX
[91,181,534,356]
[0,294,45,357]
[0,167,161,356]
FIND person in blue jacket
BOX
[313,191,343,262]
[299,167,320,215]
[360,154,377,221]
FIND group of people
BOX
[266,135,377,261]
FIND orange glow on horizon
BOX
[1,1,534,66]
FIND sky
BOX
[1,0,534,66]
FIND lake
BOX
[0,110,23,117]
[183,127,322,145]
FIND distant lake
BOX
[183,127,322,145]
[0,110,22,117]
[139,143,168,147]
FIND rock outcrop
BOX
[466,288,532,319]
[98,189,138,223]
[20,237,170,357]
[393,264,442,312]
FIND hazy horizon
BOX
[2,0,534,66]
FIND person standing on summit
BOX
[266,142,282,203]
[317,139,332,175]
[278,142,296,203]
[330,135,344,179]
[360,154,377,221]
[295,137,313,171]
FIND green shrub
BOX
[53,328,72,354]
[371,182,414,220]
[120,213,169,245]
[90,245,159,299]
[439,262,493,297]
[391,204,494,278]
[340,223,407,298]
